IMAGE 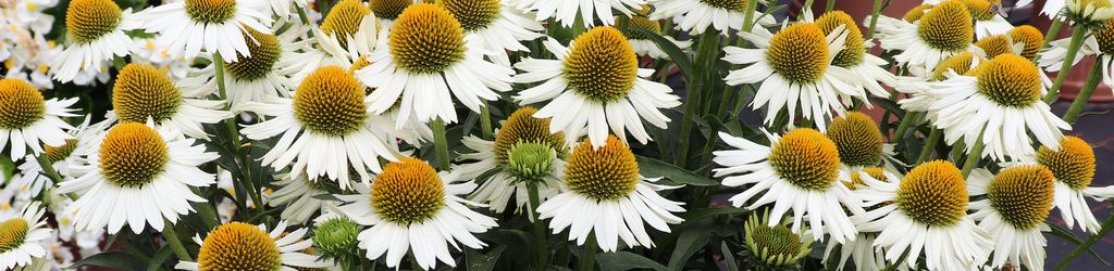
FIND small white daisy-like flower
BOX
[723,22,864,130]
[57,122,220,234]
[0,202,51,270]
[855,161,993,271]
[109,63,231,140]
[920,54,1070,161]
[12,117,108,196]
[537,136,686,252]
[268,172,348,225]
[744,209,814,268]
[0,78,78,161]
[51,0,139,83]
[455,107,568,214]
[623,15,693,59]
[239,66,402,189]
[1024,136,1113,234]
[825,112,901,173]
[516,0,645,28]
[649,0,772,34]
[714,128,864,244]
[356,3,513,126]
[871,0,978,74]
[191,23,307,107]
[514,27,681,148]
[963,0,1013,39]
[139,0,273,61]
[438,0,544,66]
[967,166,1055,271]
[175,221,333,271]
[815,11,897,98]
[336,158,498,270]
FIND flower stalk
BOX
[432,117,451,169]
[1062,59,1104,124]
[1045,25,1089,103]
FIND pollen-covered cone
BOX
[0,78,79,161]
[174,221,333,270]
[967,166,1054,271]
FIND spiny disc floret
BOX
[389,3,467,74]
[99,123,169,188]
[975,54,1042,107]
[826,112,884,167]
[768,128,842,191]
[293,66,368,136]
[0,78,46,129]
[198,222,282,271]
[1038,136,1096,189]
[438,0,501,31]
[766,23,830,84]
[112,64,184,123]
[563,27,640,103]
[896,161,968,227]
[988,165,1055,230]
[226,28,281,81]
[564,136,640,201]
[185,0,237,24]
[66,0,123,43]
[371,158,446,225]
[917,1,974,51]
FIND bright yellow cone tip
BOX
[766,23,829,84]
[292,66,368,136]
[0,78,46,129]
[565,136,640,201]
[0,218,29,252]
[372,158,446,225]
[846,167,886,190]
[826,112,885,167]
[44,139,79,163]
[1009,25,1044,59]
[988,165,1055,230]
[322,0,371,41]
[197,222,282,270]
[226,28,281,81]
[184,0,237,24]
[563,27,639,103]
[99,123,169,188]
[917,0,973,51]
[371,0,411,20]
[389,3,466,74]
[699,0,748,12]
[437,0,501,31]
[816,11,866,68]
[66,0,122,44]
[493,107,566,165]
[931,52,980,81]
[903,4,933,22]
[1038,136,1096,189]
[973,54,1042,107]
[896,160,968,227]
[768,128,841,191]
[112,63,184,123]
[744,210,812,267]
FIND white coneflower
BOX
[57,122,220,234]
[714,128,864,244]
[438,0,544,66]
[815,11,897,98]
[537,136,686,252]
[12,117,108,196]
[650,0,772,34]
[0,78,78,161]
[175,221,333,270]
[1026,136,1113,234]
[963,0,1012,39]
[0,203,51,270]
[623,15,693,59]
[921,54,1070,161]
[723,22,864,130]
[191,23,308,107]
[268,172,347,225]
[1042,18,1114,94]
[287,3,380,82]
[239,66,402,189]
[51,0,140,83]
[336,158,498,270]
[139,0,273,61]
[516,0,645,28]
[826,112,902,173]
[513,27,681,148]
[455,107,568,214]
[855,161,993,271]
[824,167,889,271]
[967,166,1055,271]
[871,0,978,74]
[369,0,412,28]
[356,3,513,126]
[109,63,231,140]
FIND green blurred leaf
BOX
[680,207,747,222]
[636,156,718,187]
[465,245,505,271]
[630,28,693,79]
[596,251,667,271]
[1047,222,1110,265]
[147,247,174,271]
[69,252,147,271]
[667,228,711,270]
[721,242,739,271]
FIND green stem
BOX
[34,155,62,184]
[527,183,549,270]
[960,129,986,177]
[1054,215,1114,271]
[881,249,911,271]
[799,0,816,20]
[865,0,884,40]
[676,29,719,166]
[947,140,966,164]
[1062,60,1103,124]
[480,101,494,140]
[915,128,942,164]
[191,187,221,229]
[162,222,193,261]
[826,0,837,11]
[891,112,921,141]
[113,56,127,70]
[1045,25,1089,103]
[579,237,597,271]
[118,237,152,262]
[1034,15,1063,62]
[214,53,264,214]
[431,118,451,169]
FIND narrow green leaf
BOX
[69,252,147,271]
[596,251,668,271]
[147,247,174,271]
[465,245,506,271]
[630,28,693,79]
[667,228,711,270]
[1047,222,1111,265]
[721,242,739,271]
[636,155,719,187]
